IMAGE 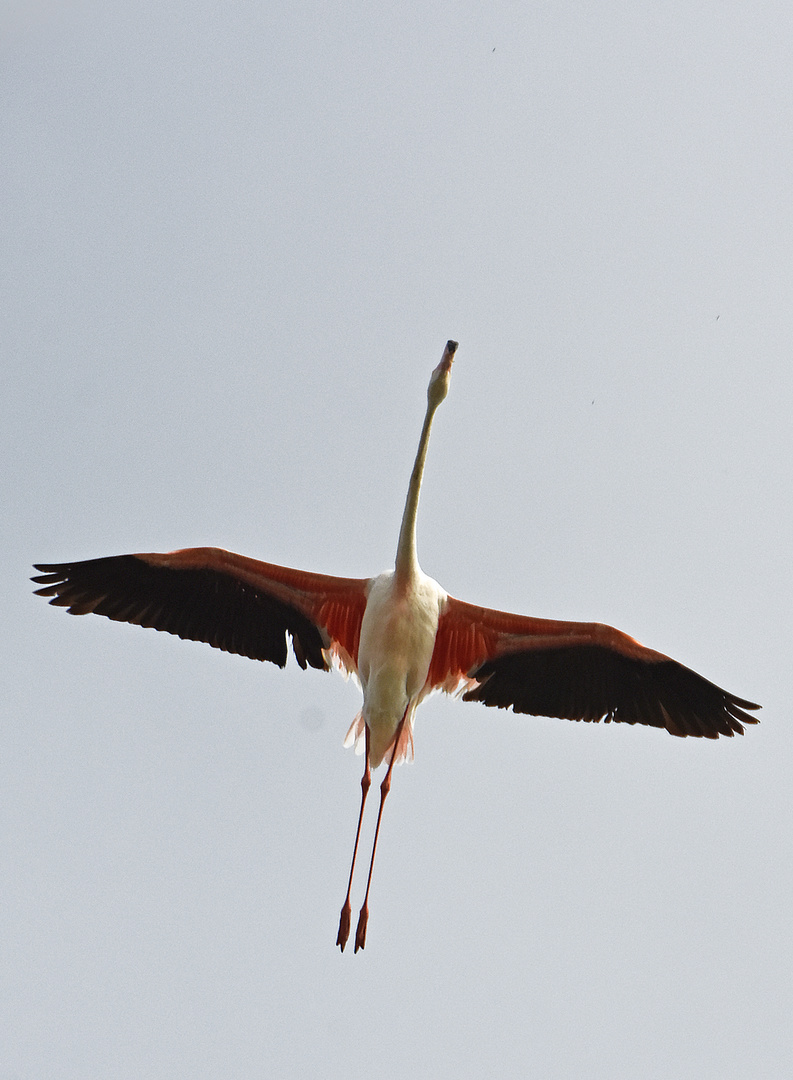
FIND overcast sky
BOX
[3,2,791,1077]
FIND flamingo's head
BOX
[427,340,458,410]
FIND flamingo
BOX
[32,340,759,952]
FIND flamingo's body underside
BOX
[33,340,759,952]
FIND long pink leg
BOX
[354,708,409,953]
[336,728,372,951]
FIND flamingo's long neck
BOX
[393,341,456,587]
[394,405,438,585]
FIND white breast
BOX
[357,569,446,767]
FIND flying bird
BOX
[32,340,759,952]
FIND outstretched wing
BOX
[428,596,760,739]
[33,547,369,675]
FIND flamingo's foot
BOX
[354,905,369,953]
[336,901,351,951]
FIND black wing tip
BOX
[32,556,137,585]
[32,562,66,582]
[31,554,330,670]
[711,692,761,738]
[731,696,762,713]
[464,651,761,740]
[32,564,73,602]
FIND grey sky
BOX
[3,2,791,1077]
